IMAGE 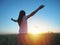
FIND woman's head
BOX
[19,10,25,16]
[19,10,26,18]
[18,10,26,25]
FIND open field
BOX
[0,33,60,45]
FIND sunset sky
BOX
[0,0,60,34]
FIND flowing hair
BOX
[18,10,25,26]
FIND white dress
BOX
[19,16,28,33]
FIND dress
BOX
[19,16,28,33]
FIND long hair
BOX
[18,10,26,26]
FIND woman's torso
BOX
[18,16,28,33]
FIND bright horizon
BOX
[0,0,60,34]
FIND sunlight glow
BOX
[28,20,51,34]
[28,25,48,34]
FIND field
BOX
[0,33,60,45]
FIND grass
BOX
[0,33,60,45]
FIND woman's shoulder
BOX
[22,15,27,20]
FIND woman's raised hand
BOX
[38,5,45,9]
[11,18,14,21]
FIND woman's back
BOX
[19,16,28,33]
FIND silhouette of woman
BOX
[11,5,44,45]
[11,5,44,34]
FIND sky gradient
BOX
[0,0,60,34]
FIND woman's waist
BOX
[20,27,27,30]
[19,28,27,33]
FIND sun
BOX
[28,19,51,34]
[28,30,40,34]
[28,24,49,34]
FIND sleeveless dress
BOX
[19,16,28,34]
[18,16,28,45]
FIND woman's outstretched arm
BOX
[11,18,18,22]
[27,5,44,19]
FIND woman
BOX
[11,5,44,45]
[11,5,44,34]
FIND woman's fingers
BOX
[11,18,13,20]
[39,5,45,9]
